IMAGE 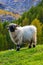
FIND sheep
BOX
[7,23,37,51]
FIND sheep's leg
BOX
[33,41,36,48]
[33,32,37,48]
[33,37,37,48]
[29,40,32,48]
[16,44,20,51]
[33,44,35,47]
[16,36,22,51]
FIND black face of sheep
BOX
[7,24,18,32]
[9,25,16,32]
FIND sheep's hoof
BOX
[16,44,20,51]
[16,48,20,51]
[29,45,31,48]
[33,45,35,48]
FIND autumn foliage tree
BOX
[31,18,42,44]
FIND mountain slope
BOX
[0,45,43,65]
[19,0,43,24]
[0,0,41,14]
[0,9,21,21]
[0,0,41,22]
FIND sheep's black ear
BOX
[13,25,17,28]
[13,24,19,28]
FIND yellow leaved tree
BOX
[31,18,42,44]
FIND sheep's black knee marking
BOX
[29,40,32,48]
[29,45,31,48]
[33,45,35,48]
[16,48,20,51]
[16,44,20,51]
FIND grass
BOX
[0,45,43,65]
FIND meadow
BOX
[0,45,43,65]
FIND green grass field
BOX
[0,45,43,65]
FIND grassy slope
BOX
[0,45,43,65]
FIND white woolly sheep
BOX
[7,23,37,51]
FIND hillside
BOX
[19,0,43,25]
[0,45,43,65]
[0,9,21,21]
[0,0,41,22]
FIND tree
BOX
[22,17,29,26]
[0,22,3,33]
[31,18,42,44]
[41,24,43,44]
